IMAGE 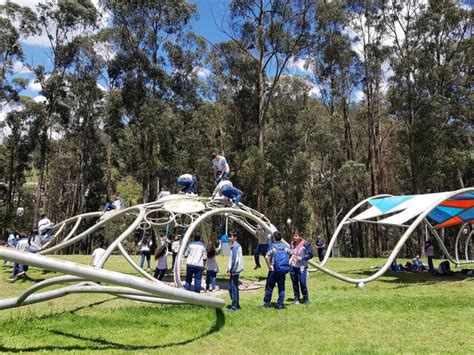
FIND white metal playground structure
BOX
[0,188,472,310]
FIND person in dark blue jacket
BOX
[263,231,291,309]
[289,231,313,305]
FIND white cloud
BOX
[288,57,311,73]
[33,95,47,103]
[0,102,24,140]
[353,88,364,102]
[28,78,42,92]
[194,66,210,78]
[97,82,106,91]
[13,61,31,74]
[12,0,110,46]
[308,85,320,97]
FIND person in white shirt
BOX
[138,233,153,271]
[211,178,243,207]
[38,214,52,232]
[113,192,125,210]
[184,234,207,293]
[153,245,169,280]
[171,235,181,269]
[156,186,171,200]
[211,153,230,184]
[89,243,107,267]
[206,241,221,292]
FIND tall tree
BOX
[103,0,204,202]
[224,0,316,210]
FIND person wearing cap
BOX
[38,213,52,231]
[227,231,243,312]
[289,230,313,305]
[211,153,230,184]
[211,178,243,208]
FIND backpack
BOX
[273,242,291,274]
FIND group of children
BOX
[3,214,55,281]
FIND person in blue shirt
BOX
[263,231,291,309]
[176,173,198,194]
[289,230,313,305]
[227,231,243,312]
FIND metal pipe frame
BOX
[315,188,474,287]
[0,195,280,312]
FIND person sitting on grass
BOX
[412,255,426,272]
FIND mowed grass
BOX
[0,255,473,354]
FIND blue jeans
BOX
[11,263,28,278]
[220,185,243,204]
[229,273,240,309]
[206,270,217,291]
[290,267,309,301]
[184,265,204,293]
[263,271,286,308]
[254,243,269,267]
[139,250,151,269]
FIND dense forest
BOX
[0,0,472,256]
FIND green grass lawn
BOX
[0,255,473,354]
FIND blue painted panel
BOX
[428,208,452,223]
[458,207,474,221]
[369,196,414,213]
[437,206,463,216]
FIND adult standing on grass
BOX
[425,241,435,274]
[254,224,270,270]
[263,231,291,309]
[89,242,106,267]
[184,234,207,293]
[315,235,325,262]
[171,235,181,270]
[289,231,313,305]
[227,231,243,312]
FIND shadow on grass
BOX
[0,307,225,352]
[354,269,473,286]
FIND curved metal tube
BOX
[0,247,225,308]
[321,194,393,266]
[116,242,157,282]
[454,223,469,262]
[174,207,275,288]
[314,188,474,285]
[466,230,473,262]
[17,275,84,305]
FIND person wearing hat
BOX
[227,231,243,312]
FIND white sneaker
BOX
[17,271,26,277]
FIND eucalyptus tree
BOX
[28,0,99,222]
[223,0,317,210]
[103,0,205,201]
[0,1,39,107]
[308,1,362,236]
[382,0,472,193]
[347,0,389,196]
